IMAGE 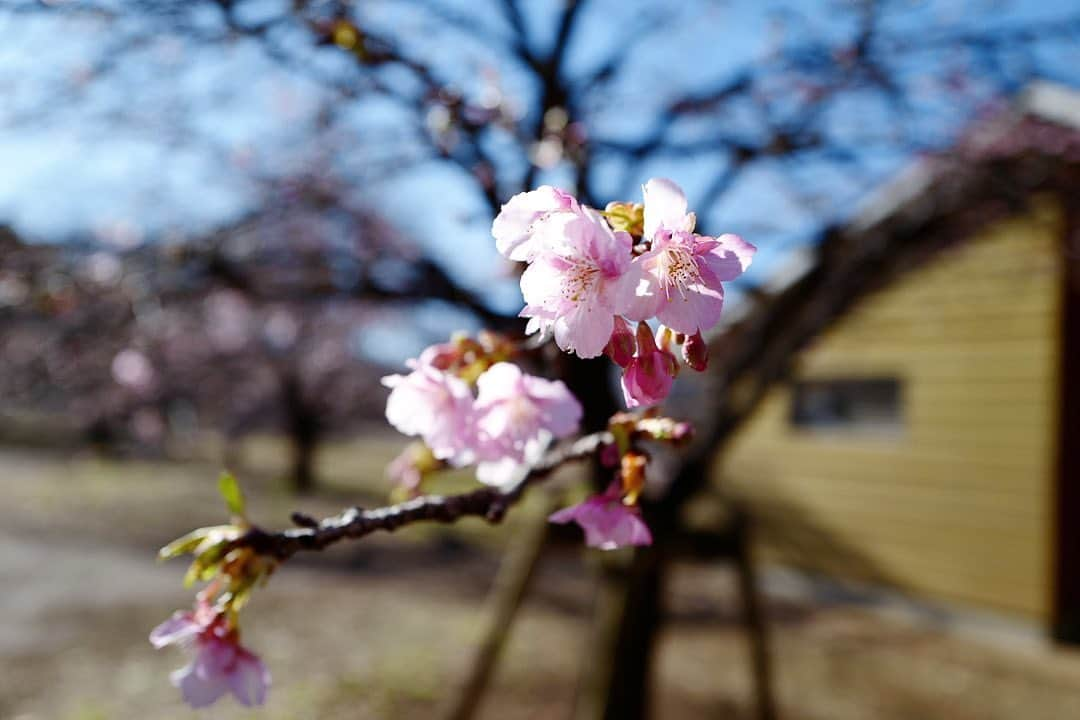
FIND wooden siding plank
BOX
[720,200,1064,620]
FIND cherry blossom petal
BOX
[519,255,569,312]
[172,662,230,709]
[553,304,614,359]
[549,496,653,550]
[655,282,724,335]
[697,233,756,282]
[716,233,756,274]
[229,651,270,707]
[149,612,199,649]
[492,186,576,262]
[605,511,654,548]
[475,436,547,488]
[476,457,524,488]
[613,258,663,321]
[642,177,690,240]
[521,377,582,437]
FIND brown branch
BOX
[235,431,611,560]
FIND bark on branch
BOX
[234,432,612,560]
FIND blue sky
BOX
[1,0,1078,349]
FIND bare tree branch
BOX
[234,431,611,559]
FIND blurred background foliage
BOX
[1,0,1077,482]
[2,1,1080,718]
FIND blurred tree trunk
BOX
[288,426,317,494]
[561,355,618,437]
[559,355,674,720]
[86,416,121,457]
[575,506,674,720]
[604,547,667,720]
[583,541,669,720]
[732,508,777,720]
[576,458,779,720]
[281,371,319,494]
[578,455,705,720]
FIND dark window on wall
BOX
[790,378,903,434]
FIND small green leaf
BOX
[183,559,204,588]
[158,525,239,561]
[158,527,213,561]
[182,542,229,587]
[184,560,220,588]
[218,472,246,518]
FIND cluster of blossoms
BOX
[381,333,691,551]
[382,332,583,489]
[493,178,755,407]
[382,179,752,550]
[153,179,749,710]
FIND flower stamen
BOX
[654,245,702,301]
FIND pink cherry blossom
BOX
[382,363,476,464]
[548,487,653,550]
[473,362,582,486]
[492,185,579,262]
[644,229,755,334]
[620,322,678,408]
[171,635,270,709]
[631,178,756,334]
[150,603,270,709]
[519,208,633,358]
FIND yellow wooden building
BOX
[714,82,1080,638]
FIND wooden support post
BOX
[732,509,778,720]
[573,545,666,720]
[441,496,554,720]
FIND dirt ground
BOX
[3,444,1080,720]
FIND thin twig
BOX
[235,432,611,560]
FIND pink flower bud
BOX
[604,317,635,368]
[634,320,655,350]
[621,323,678,408]
[681,330,709,372]
[386,442,441,497]
[671,421,694,442]
[416,341,460,370]
[599,442,621,468]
